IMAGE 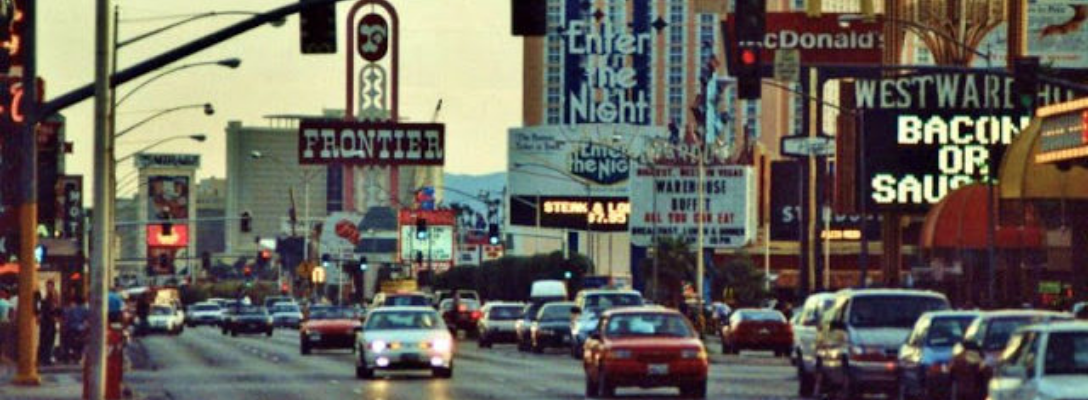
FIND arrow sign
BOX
[781,135,835,157]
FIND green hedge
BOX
[180,281,281,306]
[433,252,593,302]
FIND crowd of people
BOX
[0,280,90,365]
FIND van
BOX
[529,280,568,304]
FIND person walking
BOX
[60,293,90,363]
[136,293,151,336]
[39,280,60,366]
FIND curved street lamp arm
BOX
[116,135,195,164]
[115,61,223,106]
[118,11,268,49]
[115,103,207,139]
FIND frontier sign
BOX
[298,120,445,166]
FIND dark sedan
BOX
[531,302,576,353]
[230,306,273,337]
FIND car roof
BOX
[368,306,436,313]
[835,288,947,299]
[541,301,576,308]
[923,310,984,318]
[980,309,1072,319]
[604,306,682,316]
[580,289,641,296]
[1018,321,1088,333]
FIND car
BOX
[987,321,1088,400]
[219,300,241,334]
[570,289,644,359]
[371,292,433,309]
[435,290,481,308]
[264,295,293,310]
[949,310,1072,400]
[439,298,482,337]
[791,292,838,397]
[355,306,454,380]
[186,302,224,327]
[270,303,304,328]
[720,308,792,357]
[516,302,549,352]
[813,289,950,400]
[896,310,983,400]
[230,305,274,337]
[582,307,708,398]
[530,301,576,353]
[476,302,525,348]
[147,304,184,335]
[300,306,362,354]
[1073,301,1088,320]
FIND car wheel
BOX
[231,329,238,337]
[813,359,831,397]
[356,353,373,380]
[532,339,544,354]
[840,364,860,400]
[798,360,815,398]
[433,364,453,379]
[680,380,707,399]
[518,336,528,352]
[266,329,273,337]
[597,368,615,398]
[571,344,581,359]
[300,340,311,355]
[584,374,599,398]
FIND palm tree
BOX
[640,237,696,307]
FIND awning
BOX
[920,184,1043,249]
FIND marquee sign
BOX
[1036,97,1088,164]
[855,71,1082,212]
[298,120,445,166]
[723,13,884,66]
[509,195,630,232]
[629,165,755,248]
[135,153,200,169]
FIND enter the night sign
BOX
[855,71,1080,212]
[561,10,652,125]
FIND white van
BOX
[530,280,568,304]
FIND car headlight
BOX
[431,339,452,353]
[608,349,633,360]
[369,340,388,353]
[850,345,883,356]
[681,348,707,360]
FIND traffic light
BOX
[201,251,212,271]
[733,0,766,100]
[511,0,546,36]
[1013,56,1041,110]
[160,211,173,236]
[299,0,336,54]
[243,265,253,278]
[359,256,369,272]
[416,218,428,240]
[487,223,501,245]
[256,249,272,268]
[564,270,573,280]
[240,211,252,233]
[415,250,424,264]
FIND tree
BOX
[639,237,696,307]
[711,251,768,307]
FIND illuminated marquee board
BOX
[1036,97,1088,164]
[509,196,630,232]
[855,71,1083,212]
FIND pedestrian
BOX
[136,293,151,336]
[60,293,89,364]
[39,280,60,366]
[0,287,12,323]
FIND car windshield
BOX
[489,306,523,320]
[739,310,786,322]
[539,305,574,321]
[364,311,443,330]
[192,304,219,312]
[272,305,300,313]
[238,306,265,315]
[985,317,1035,350]
[524,303,546,321]
[925,316,976,346]
[849,296,948,328]
[386,295,430,307]
[584,293,643,313]
[1044,332,1088,375]
[310,308,353,320]
[151,306,172,315]
[605,313,693,338]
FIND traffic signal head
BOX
[732,0,766,100]
[240,211,252,233]
[564,271,572,280]
[487,223,501,245]
[201,251,211,270]
[416,218,428,240]
[243,266,252,277]
[359,256,369,272]
[1013,56,1041,110]
[299,1,336,54]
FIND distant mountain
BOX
[442,172,506,213]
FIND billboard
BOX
[1036,98,1088,164]
[769,161,880,241]
[398,210,455,274]
[722,13,884,66]
[55,175,83,241]
[559,0,654,125]
[629,165,756,248]
[510,195,630,231]
[147,176,190,220]
[135,153,200,169]
[973,1,1088,68]
[298,120,444,166]
[146,224,190,248]
[854,71,1083,212]
[507,124,666,197]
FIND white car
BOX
[791,292,838,398]
[147,304,184,335]
[186,302,224,327]
[270,303,304,328]
[355,306,454,380]
[477,302,525,348]
[988,321,1088,400]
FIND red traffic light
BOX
[741,49,757,65]
[260,249,271,260]
[244,266,252,276]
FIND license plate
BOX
[759,329,770,335]
[648,364,669,375]
[402,353,420,362]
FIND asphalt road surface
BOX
[126,327,802,400]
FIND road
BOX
[126,326,802,400]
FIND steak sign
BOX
[298,120,445,166]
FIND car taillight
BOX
[471,311,482,320]
[458,304,467,312]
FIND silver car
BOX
[355,306,454,380]
[477,302,525,348]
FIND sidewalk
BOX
[0,360,85,400]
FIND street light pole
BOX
[86,1,113,398]
[695,136,706,334]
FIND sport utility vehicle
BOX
[814,289,950,399]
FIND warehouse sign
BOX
[629,165,755,248]
[298,120,445,166]
[855,71,1080,212]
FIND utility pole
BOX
[86,1,113,399]
[12,0,40,387]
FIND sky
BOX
[38,0,521,201]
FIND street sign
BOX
[773,49,799,82]
[781,135,835,157]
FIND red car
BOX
[719,308,792,357]
[583,307,708,399]
[299,306,362,355]
[949,310,1071,400]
